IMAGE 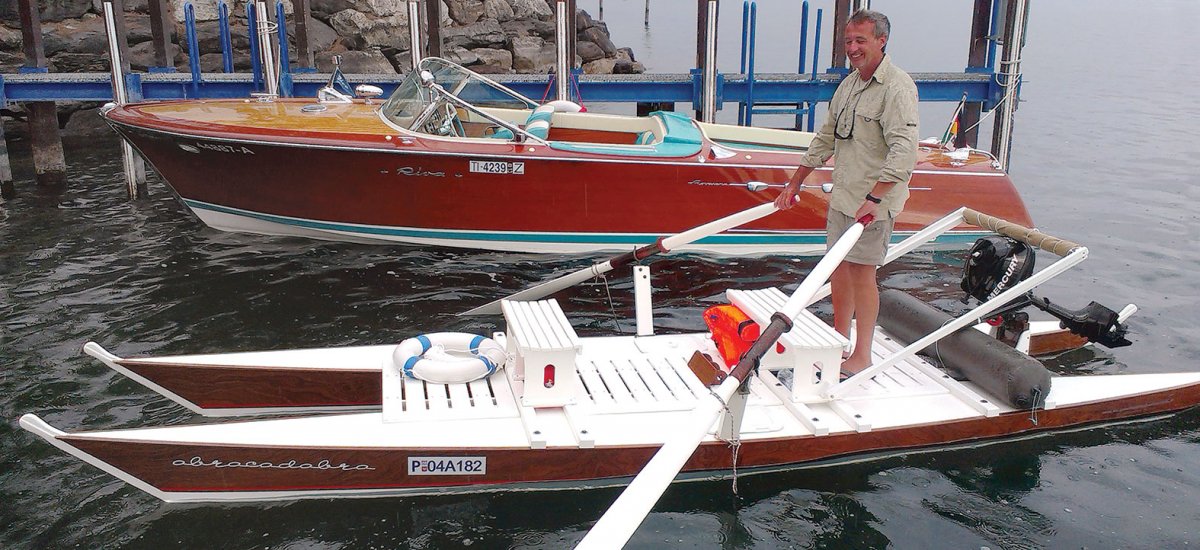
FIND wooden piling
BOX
[425,0,442,58]
[829,0,850,71]
[17,0,67,187]
[566,0,578,71]
[147,0,175,68]
[1,120,14,199]
[695,0,717,120]
[293,0,315,68]
[959,0,992,149]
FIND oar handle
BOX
[962,208,1080,257]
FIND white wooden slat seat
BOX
[501,299,583,407]
[726,287,849,402]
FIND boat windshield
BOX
[380,58,537,130]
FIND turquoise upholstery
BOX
[524,105,555,140]
[549,111,704,157]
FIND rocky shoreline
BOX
[1,0,644,137]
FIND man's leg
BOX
[840,262,879,374]
[830,263,856,342]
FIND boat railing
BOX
[824,208,1086,399]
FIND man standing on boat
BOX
[774,9,919,376]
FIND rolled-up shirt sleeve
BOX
[878,82,920,184]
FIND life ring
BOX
[393,332,507,384]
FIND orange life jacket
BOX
[703,304,760,366]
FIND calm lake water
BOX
[4,0,1200,548]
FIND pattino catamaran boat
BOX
[98,57,1031,254]
[19,206,1200,546]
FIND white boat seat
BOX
[726,287,849,402]
[500,299,582,407]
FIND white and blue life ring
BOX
[393,332,507,384]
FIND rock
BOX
[49,52,109,72]
[0,24,23,51]
[43,16,107,56]
[576,8,597,32]
[443,46,478,66]
[471,46,511,71]
[579,26,615,56]
[38,0,95,23]
[444,0,484,25]
[290,16,339,54]
[509,34,554,73]
[482,0,515,22]
[582,57,614,75]
[612,59,636,74]
[384,49,412,73]
[500,18,554,39]
[128,40,181,70]
[63,106,114,138]
[169,0,222,22]
[329,9,411,50]
[1,50,25,74]
[509,0,551,20]
[96,0,149,14]
[617,47,636,63]
[315,48,396,73]
[576,40,603,63]
[469,63,508,74]
[178,20,251,56]
[442,18,505,50]
[196,51,254,72]
[125,14,154,44]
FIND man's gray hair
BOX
[849,9,890,39]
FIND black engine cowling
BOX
[961,236,1035,304]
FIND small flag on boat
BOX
[941,92,968,146]
[331,66,354,96]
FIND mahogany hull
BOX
[104,100,1032,253]
[33,380,1200,501]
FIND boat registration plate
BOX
[408,456,487,475]
[470,160,525,175]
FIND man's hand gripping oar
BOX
[460,186,798,316]
[575,214,874,549]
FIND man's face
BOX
[845,20,887,73]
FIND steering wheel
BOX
[422,100,462,137]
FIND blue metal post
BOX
[796,1,809,129]
[247,3,262,90]
[185,4,201,95]
[738,1,750,125]
[275,1,293,97]
[219,2,233,73]
[744,2,757,126]
[809,8,822,131]
[986,0,1001,71]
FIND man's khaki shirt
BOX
[799,55,919,218]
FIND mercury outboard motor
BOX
[961,236,1036,307]
[959,235,1131,349]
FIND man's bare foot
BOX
[840,352,871,376]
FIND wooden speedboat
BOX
[100,57,1031,254]
[21,209,1196,513]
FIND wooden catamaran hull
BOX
[104,100,1030,254]
[20,373,1200,503]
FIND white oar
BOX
[575,215,872,550]
[461,190,791,316]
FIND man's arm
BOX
[777,101,839,209]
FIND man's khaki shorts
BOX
[826,208,894,266]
